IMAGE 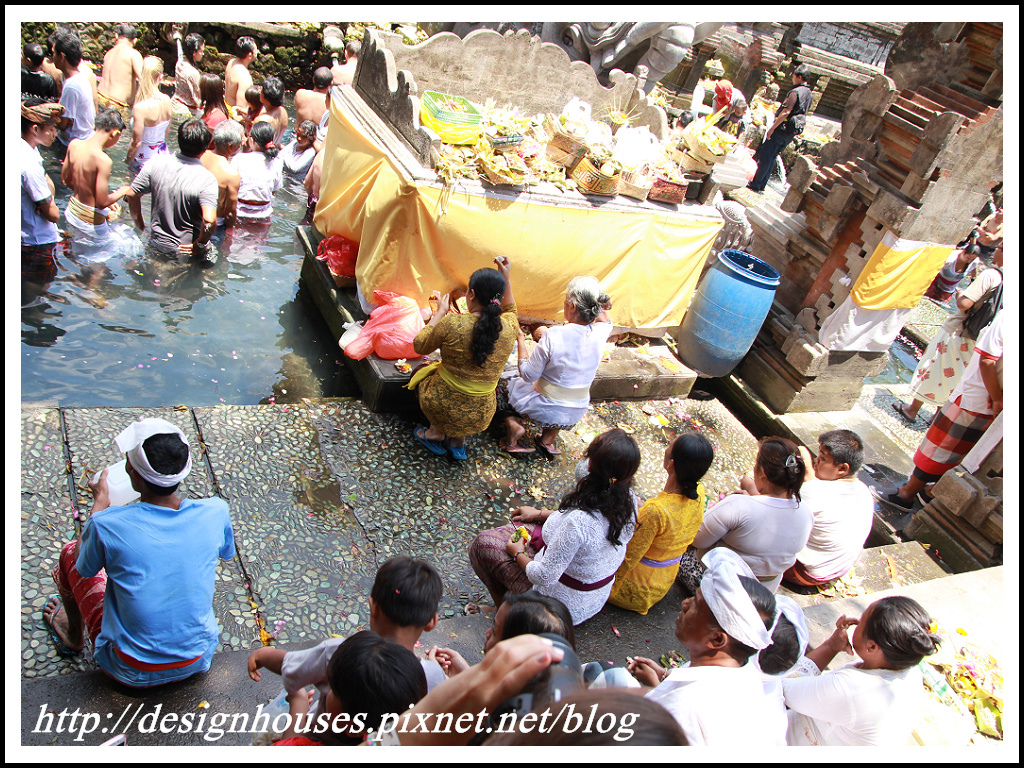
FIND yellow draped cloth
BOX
[850,231,955,311]
[313,93,723,330]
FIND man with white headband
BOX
[627,548,780,746]
[44,418,235,687]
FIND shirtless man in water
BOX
[224,36,258,112]
[97,24,143,122]
[331,39,360,86]
[200,120,243,229]
[294,67,331,126]
[61,107,131,245]
[253,75,289,144]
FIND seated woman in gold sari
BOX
[407,256,518,461]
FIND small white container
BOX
[95,460,141,507]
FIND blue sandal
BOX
[414,426,447,456]
[446,439,468,461]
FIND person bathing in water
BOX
[61,107,131,251]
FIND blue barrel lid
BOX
[717,249,781,287]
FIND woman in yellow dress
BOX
[408,256,518,460]
[609,432,715,614]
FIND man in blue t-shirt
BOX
[44,418,235,687]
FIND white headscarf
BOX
[699,548,773,652]
[115,417,192,487]
[754,595,810,677]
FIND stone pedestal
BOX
[735,304,887,414]
[904,426,1003,572]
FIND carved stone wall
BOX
[795,22,902,68]
[378,29,668,141]
[734,23,1002,414]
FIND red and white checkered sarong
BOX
[912,396,994,483]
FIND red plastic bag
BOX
[316,235,358,277]
[344,291,425,360]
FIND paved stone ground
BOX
[20,389,1006,748]
[20,395,759,681]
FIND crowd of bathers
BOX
[20,23,355,304]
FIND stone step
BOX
[747,206,807,244]
[777,540,950,612]
[20,646,284,746]
[775,405,915,477]
[24,562,999,746]
[749,200,807,230]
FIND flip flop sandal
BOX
[891,402,918,424]
[533,436,561,457]
[446,439,468,461]
[42,595,82,657]
[413,426,447,457]
[499,438,536,455]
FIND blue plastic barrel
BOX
[676,249,781,377]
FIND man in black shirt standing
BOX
[22,43,59,101]
[748,64,812,193]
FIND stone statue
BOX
[540,22,724,93]
[423,21,724,94]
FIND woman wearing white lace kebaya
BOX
[469,429,639,625]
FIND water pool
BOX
[21,105,358,408]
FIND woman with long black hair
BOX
[469,428,640,625]
[408,256,518,460]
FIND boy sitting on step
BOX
[743,430,873,588]
[275,630,428,746]
[248,556,445,740]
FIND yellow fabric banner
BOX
[850,231,955,311]
[314,95,723,330]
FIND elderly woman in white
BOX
[495,276,614,457]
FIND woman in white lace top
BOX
[469,429,639,625]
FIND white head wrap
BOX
[699,548,773,652]
[752,595,810,676]
[115,417,192,487]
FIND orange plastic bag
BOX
[344,291,425,360]
[316,235,358,277]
